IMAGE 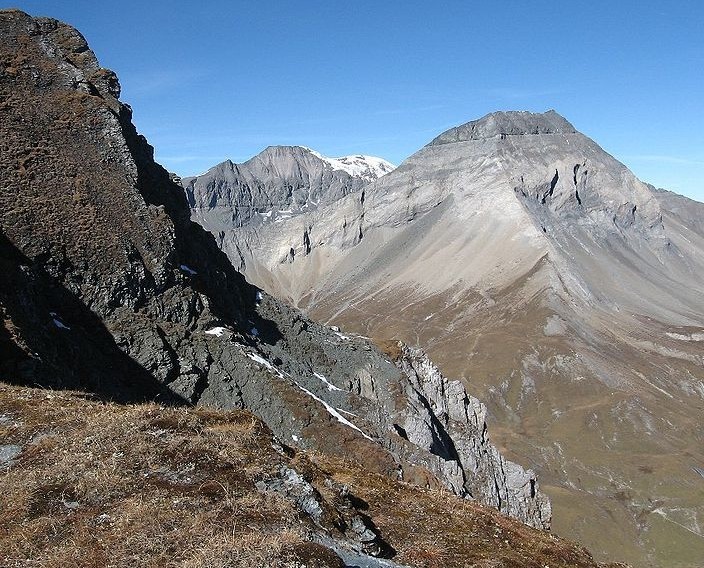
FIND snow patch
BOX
[250,327,259,337]
[246,352,287,380]
[336,408,358,418]
[300,147,395,182]
[295,383,373,441]
[179,264,197,276]
[52,317,70,330]
[205,327,227,337]
[313,371,343,392]
[247,352,273,369]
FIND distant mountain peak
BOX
[183,145,395,231]
[298,146,396,182]
[429,109,577,145]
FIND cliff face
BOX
[0,9,550,531]
[378,342,550,527]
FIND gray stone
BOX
[256,465,324,523]
[428,109,576,144]
[0,445,22,466]
[0,13,549,535]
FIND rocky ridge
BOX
[429,109,577,143]
[183,146,394,229]
[0,7,550,538]
[182,145,394,279]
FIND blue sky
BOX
[12,1,704,201]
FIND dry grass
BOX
[373,339,404,362]
[308,452,628,568]
[0,384,313,568]
[0,383,627,568]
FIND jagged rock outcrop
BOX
[373,341,550,528]
[183,108,704,567]
[402,344,549,525]
[0,8,550,532]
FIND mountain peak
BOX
[293,146,396,181]
[248,145,395,183]
[429,110,577,145]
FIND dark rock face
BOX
[0,9,550,529]
[0,9,251,402]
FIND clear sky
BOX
[10,0,704,201]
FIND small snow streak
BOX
[245,353,369,439]
[296,383,372,440]
[313,371,343,391]
[336,408,358,417]
[52,318,70,330]
[246,352,287,380]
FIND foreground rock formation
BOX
[0,7,552,546]
[185,110,704,567]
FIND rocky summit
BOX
[0,9,618,567]
[185,109,704,566]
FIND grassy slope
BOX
[0,384,626,568]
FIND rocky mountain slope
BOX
[182,146,394,281]
[0,9,562,561]
[185,110,704,567]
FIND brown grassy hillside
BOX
[0,384,627,568]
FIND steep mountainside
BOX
[185,110,704,567]
[0,9,560,560]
